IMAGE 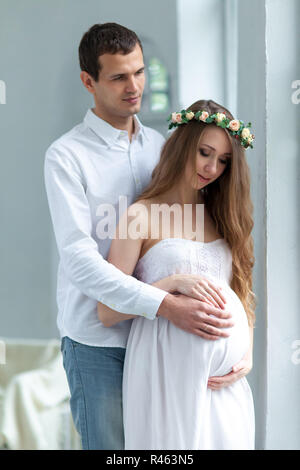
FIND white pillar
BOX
[265,0,300,450]
[237,0,300,449]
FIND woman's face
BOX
[186,125,232,189]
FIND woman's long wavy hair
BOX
[136,99,256,327]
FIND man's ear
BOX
[80,71,96,94]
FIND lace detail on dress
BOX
[133,238,233,286]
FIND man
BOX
[44,23,245,450]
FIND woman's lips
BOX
[198,173,211,182]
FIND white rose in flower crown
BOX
[199,111,209,122]
[215,112,226,123]
[186,111,194,120]
[228,119,240,132]
[241,127,251,139]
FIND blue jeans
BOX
[61,336,126,450]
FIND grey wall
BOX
[0,0,178,339]
[177,0,225,108]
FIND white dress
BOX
[123,238,255,450]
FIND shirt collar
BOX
[84,109,148,146]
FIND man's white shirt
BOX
[44,109,168,347]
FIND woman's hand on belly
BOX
[170,273,227,310]
[207,326,253,390]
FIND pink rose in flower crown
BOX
[171,112,179,123]
[228,119,240,132]
[174,113,182,123]
[199,111,209,122]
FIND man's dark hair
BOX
[79,23,143,81]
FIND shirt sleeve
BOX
[44,143,168,320]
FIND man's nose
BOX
[125,76,138,93]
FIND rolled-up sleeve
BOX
[44,144,167,320]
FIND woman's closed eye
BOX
[199,148,228,165]
[199,149,210,157]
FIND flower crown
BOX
[167,109,255,149]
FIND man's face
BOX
[92,44,145,120]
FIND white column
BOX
[265,0,300,450]
[236,0,300,450]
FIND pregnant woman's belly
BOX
[123,280,253,450]
[125,282,250,385]
[196,282,250,378]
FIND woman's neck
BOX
[157,187,204,207]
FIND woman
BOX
[97,99,256,450]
